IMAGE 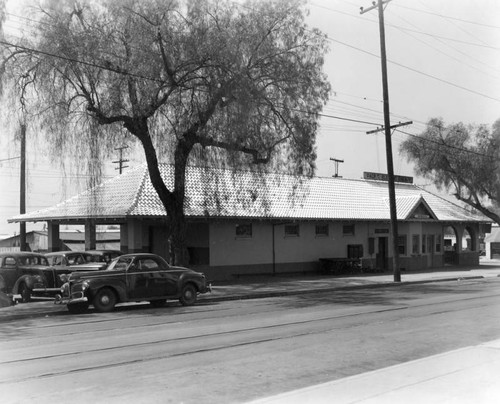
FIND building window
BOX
[235,223,252,238]
[422,235,427,253]
[412,235,420,254]
[347,244,363,259]
[436,235,442,253]
[284,224,300,237]
[343,224,355,236]
[398,235,407,256]
[315,224,329,237]
[427,235,434,254]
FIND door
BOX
[0,256,20,292]
[127,256,177,299]
[376,237,388,270]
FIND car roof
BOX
[0,251,46,257]
[45,251,92,257]
[85,250,122,254]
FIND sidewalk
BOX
[247,339,500,404]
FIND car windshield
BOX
[106,256,133,271]
[19,256,49,266]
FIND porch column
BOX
[127,219,144,253]
[120,223,129,254]
[47,222,60,252]
[85,219,97,250]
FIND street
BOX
[1,277,500,404]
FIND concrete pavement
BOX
[247,339,500,404]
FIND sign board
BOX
[363,172,413,184]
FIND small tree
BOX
[400,117,500,224]
[1,0,330,264]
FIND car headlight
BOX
[81,280,90,291]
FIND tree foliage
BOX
[400,117,500,224]
[1,0,331,263]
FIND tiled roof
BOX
[9,164,491,223]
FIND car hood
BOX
[69,269,125,282]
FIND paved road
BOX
[1,276,500,403]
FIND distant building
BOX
[8,164,492,281]
[0,230,120,253]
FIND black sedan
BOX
[56,253,211,313]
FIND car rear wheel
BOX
[93,288,117,312]
[18,283,31,303]
[150,299,166,308]
[179,284,197,306]
[67,302,89,314]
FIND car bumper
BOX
[54,292,88,306]
[32,287,63,296]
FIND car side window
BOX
[136,258,160,271]
[3,257,16,267]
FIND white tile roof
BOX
[9,164,491,223]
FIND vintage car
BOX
[0,252,56,303]
[83,250,123,264]
[45,251,108,271]
[56,253,211,313]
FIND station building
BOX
[8,164,492,281]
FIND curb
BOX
[1,274,492,323]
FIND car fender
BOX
[177,272,204,292]
[13,274,40,292]
[86,279,127,302]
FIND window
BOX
[347,244,363,259]
[398,235,407,256]
[427,235,434,254]
[136,258,160,271]
[235,223,252,238]
[436,235,442,253]
[343,224,355,236]
[284,224,300,237]
[422,235,427,253]
[315,224,329,237]
[412,235,420,254]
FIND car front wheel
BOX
[179,284,197,306]
[93,288,117,312]
[18,283,31,303]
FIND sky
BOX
[1,0,500,237]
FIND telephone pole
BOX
[361,0,401,282]
[113,146,129,174]
[330,158,344,178]
[20,123,27,251]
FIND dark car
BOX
[84,250,123,264]
[55,253,211,313]
[0,252,56,303]
[45,251,107,271]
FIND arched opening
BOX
[443,225,458,265]
[463,226,476,251]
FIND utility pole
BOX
[20,123,27,251]
[330,158,344,178]
[361,0,401,282]
[113,146,129,174]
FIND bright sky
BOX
[1,0,500,236]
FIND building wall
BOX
[202,220,480,280]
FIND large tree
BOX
[400,117,500,224]
[1,0,330,263]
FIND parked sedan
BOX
[56,253,211,313]
[0,252,54,303]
